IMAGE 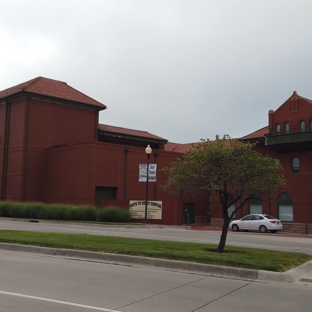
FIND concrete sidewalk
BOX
[1,242,312,285]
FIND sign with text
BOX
[139,164,157,182]
[129,200,162,220]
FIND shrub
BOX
[64,205,97,221]
[0,201,130,223]
[0,201,12,217]
[97,206,131,223]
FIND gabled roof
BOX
[240,126,269,140]
[0,76,106,109]
[274,91,312,113]
[98,124,168,142]
[287,91,312,104]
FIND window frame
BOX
[248,197,263,214]
[277,192,294,222]
[284,122,290,134]
[226,193,236,218]
[300,120,305,132]
[292,157,300,173]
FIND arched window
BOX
[277,192,293,222]
[248,197,262,214]
[292,157,300,172]
[285,122,290,134]
[276,123,280,134]
[300,120,305,132]
[310,119,312,131]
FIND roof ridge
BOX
[245,125,268,136]
[100,123,149,134]
[286,91,312,103]
[0,76,106,109]
[22,76,42,91]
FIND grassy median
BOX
[0,229,311,272]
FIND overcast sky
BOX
[1,0,312,143]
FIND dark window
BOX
[310,119,312,131]
[207,194,211,212]
[248,197,262,214]
[300,120,305,132]
[277,193,293,222]
[95,186,117,207]
[222,193,236,218]
[227,193,235,218]
[292,157,300,172]
[251,215,264,220]
[285,122,290,133]
[276,123,280,134]
[241,215,252,221]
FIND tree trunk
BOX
[217,217,231,253]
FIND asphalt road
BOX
[0,219,312,255]
[0,249,311,312]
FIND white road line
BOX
[0,290,121,311]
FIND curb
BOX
[1,243,311,282]
[0,243,257,279]
[258,260,312,282]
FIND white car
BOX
[229,214,283,233]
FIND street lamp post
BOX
[144,144,152,224]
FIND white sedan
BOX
[229,214,283,233]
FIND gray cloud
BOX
[1,0,312,143]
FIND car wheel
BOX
[259,225,267,233]
[271,230,277,233]
[232,224,239,232]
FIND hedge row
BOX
[0,202,131,223]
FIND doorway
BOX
[183,203,196,224]
[95,187,117,207]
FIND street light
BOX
[144,144,152,224]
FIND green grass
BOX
[0,230,311,272]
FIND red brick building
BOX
[0,78,311,232]
[0,77,207,225]
[210,91,312,233]
[161,91,312,234]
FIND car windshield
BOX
[263,215,277,219]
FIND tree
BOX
[162,136,285,253]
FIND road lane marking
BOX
[0,290,121,311]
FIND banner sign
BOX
[139,164,157,182]
[129,200,162,219]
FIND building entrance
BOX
[183,203,196,224]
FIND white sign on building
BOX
[139,164,157,182]
[129,200,162,220]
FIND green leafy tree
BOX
[162,136,285,253]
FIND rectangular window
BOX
[207,194,211,212]
[249,204,262,214]
[228,205,235,218]
[279,205,293,221]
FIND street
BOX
[0,219,312,311]
[0,219,311,255]
[0,249,311,312]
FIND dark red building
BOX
[0,77,207,225]
[210,91,312,233]
[0,78,311,233]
